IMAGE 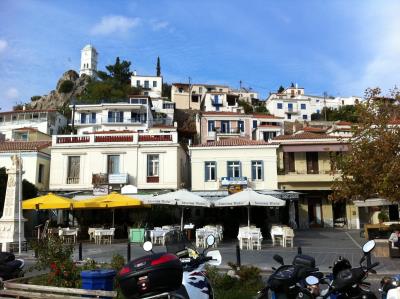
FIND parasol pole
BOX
[112,209,115,228]
[247,205,250,229]
[180,207,184,231]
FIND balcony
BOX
[147,176,159,183]
[216,128,245,136]
[73,117,147,126]
[278,170,338,183]
[211,98,223,106]
[53,132,178,146]
[66,177,79,184]
[284,107,299,114]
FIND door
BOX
[308,199,323,227]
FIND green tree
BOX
[58,80,74,93]
[311,105,358,122]
[278,85,285,93]
[162,83,171,99]
[254,106,269,114]
[156,56,161,77]
[238,100,254,114]
[332,87,400,202]
[22,179,38,200]
[105,57,132,85]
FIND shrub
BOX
[111,254,125,272]
[378,211,389,222]
[58,80,74,93]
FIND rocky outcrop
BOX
[30,70,91,110]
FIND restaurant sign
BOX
[108,173,128,184]
[220,176,248,186]
[93,185,109,196]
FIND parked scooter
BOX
[0,252,24,281]
[117,230,222,299]
[296,239,379,299]
[256,248,322,299]
[380,274,400,299]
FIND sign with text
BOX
[108,173,128,184]
[93,185,109,196]
[220,177,248,186]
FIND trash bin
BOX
[81,269,116,292]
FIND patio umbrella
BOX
[144,189,211,230]
[22,193,75,210]
[214,188,286,227]
[74,192,143,226]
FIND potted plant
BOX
[378,211,389,223]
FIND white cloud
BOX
[150,20,169,31]
[5,87,19,100]
[91,15,140,35]
[0,39,8,53]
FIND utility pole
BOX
[188,77,192,109]
[18,151,22,255]
[323,92,327,121]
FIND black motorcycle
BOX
[257,248,322,299]
[0,252,24,281]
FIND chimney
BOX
[133,70,137,76]
[295,83,298,89]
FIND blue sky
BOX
[0,0,399,110]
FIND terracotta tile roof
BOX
[273,132,339,140]
[336,121,353,126]
[203,111,250,116]
[0,141,51,152]
[302,127,327,132]
[192,138,270,147]
[151,124,175,128]
[0,109,57,115]
[253,114,284,119]
[13,127,39,132]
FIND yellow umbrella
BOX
[74,192,142,209]
[22,193,75,210]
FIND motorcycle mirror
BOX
[305,276,319,286]
[273,254,284,265]
[206,235,215,247]
[362,240,376,254]
[143,241,153,252]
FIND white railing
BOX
[66,177,79,184]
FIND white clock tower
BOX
[80,44,98,78]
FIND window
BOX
[263,131,277,141]
[204,162,216,181]
[38,164,44,183]
[306,152,319,174]
[302,115,307,120]
[67,156,80,184]
[227,161,241,178]
[251,161,263,180]
[288,103,293,110]
[277,103,283,109]
[90,113,96,123]
[131,112,139,123]
[208,120,215,132]
[221,121,230,133]
[144,80,149,88]
[147,154,159,177]
[107,155,120,174]
[199,87,203,93]
[316,109,320,114]
[153,81,157,88]
[298,90,301,95]
[301,104,306,110]
[80,113,87,124]
[287,114,291,120]
[136,80,141,87]
[253,120,258,129]
[238,120,244,132]
[108,111,124,123]
[162,103,175,109]
[284,152,295,173]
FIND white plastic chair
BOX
[250,231,263,250]
[283,227,294,248]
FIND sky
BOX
[0,0,399,111]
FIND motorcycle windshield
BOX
[164,229,196,254]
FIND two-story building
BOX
[190,138,279,192]
[0,109,67,140]
[0,141,51,191]
[49,131,189,193]
[199,112,284,144]
[131,71,162,98]
[273,131,354,229]
[71,97,154,134]
[266,84,361,122]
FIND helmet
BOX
[332,256,352,279]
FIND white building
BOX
[49,131,189,192]
[0,141,51,191]
[266,84,361,122]
[71,97,154,134]
[229,88,259,103]
[131,71,163,98]
[150,98,175,126]
[80,44,98,78]
[0,109,67,140]
[190,138,279,191]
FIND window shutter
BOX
[239,161,242,178]
[204,163,208,181]
[214,162,217,180]
[251,162,256,180]
[227,162,230,178]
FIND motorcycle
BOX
[297,239,379,299]
[0,252,25,281]
[257,248,322,299]
[117,229,222,299]
[379,274,400,299]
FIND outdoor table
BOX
[59,228,78,244]
[270,225,288,246]
[94,228,115,244]
[149,228,172,245]
[88,227,103,241]
[237,227,262,250]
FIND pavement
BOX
[17,229,400,276]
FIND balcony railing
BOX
[216,128,245,135]
[284,107,299,114]
[53,132,178,145]
[147,176,159,183]
[66,177,79,184]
